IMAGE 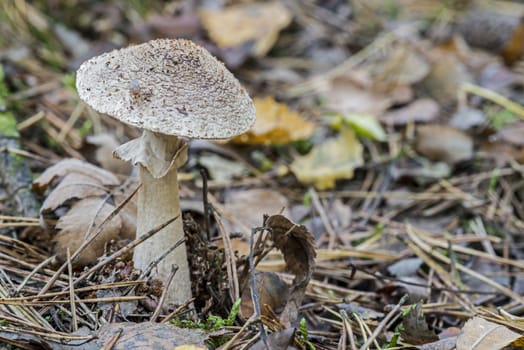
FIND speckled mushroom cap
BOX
[76,39,256,139]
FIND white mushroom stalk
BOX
[76,39,256,306]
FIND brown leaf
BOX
[456,317,522,350]
[494,121,524,146]
[381,99,440,125]
[401,303,438,345]
[40,172,108,214]
[323,76,393,115]
[240,272,289,318]
[250,328,296,350]
[363,42,430,88]
[33,158,120,195]
[415,125,473,164]
[422,49,473,103]
[86,322,208,349]
[223,188,290,237]
[86,133,132,174]
[199,2,291,56]
[265,214,315,325]
[265,215,316,287]
[53,197,122,266]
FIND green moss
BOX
[0,113,19,138]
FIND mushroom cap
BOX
[76,39,256,139]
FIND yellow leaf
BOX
[199,2,292,56]
[233,96,315,145]
[290,127,363,190]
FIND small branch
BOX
[358,294,407,350]
[151,265,179,322]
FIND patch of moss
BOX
[0,113,19,138]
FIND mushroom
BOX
[76,39,256,305]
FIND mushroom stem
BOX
[135,160,192,306]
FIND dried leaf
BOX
[251,328,296,350]
[449,108,486,130]
[69,322,208,350]
[342,113,387,141]
[381,99,440,126]
[40,172,108,214]
[233,97,315,145]
[494,121,524,146]
[416,337,457,350]
[364,43,430,87]
[86,133,131,174]
[33,158,120,195]
[422,49,473,103]
[265,214,315,324]
[240,272,289,318]
[415,125,473,164]
[290,127,363,190]
[199,2,291,56]
[53,197,122,266]
[223,188,290,236]
[323,76,393,115]
[456,317,522,350]
[401,303,438,345]
[198,153,247,182]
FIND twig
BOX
[200,168,211,241]
[213,210,240,302]
[151,265,178,322]
[249,226,268,349]
[461,82,524,119]
[221,314,258,350]
[358,294,408,350]
[340,310,357,350]
[66,249,78,332]
[160,297,196,323]
[101,328,122,350]
[141,238,185,279]
[309,187,339,249]
[13,255,55,296]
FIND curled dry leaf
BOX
[265,214,315,324]
[415,125,473,164]
[33,158,120,195]
[199,2,292,57]
[290,127,363,190]
[233,96,315,145]
[40,172,109,214]
[33,158,136,266]
[53,197,121,266]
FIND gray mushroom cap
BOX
[76,39,256,139]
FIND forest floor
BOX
[1,1,524,349]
